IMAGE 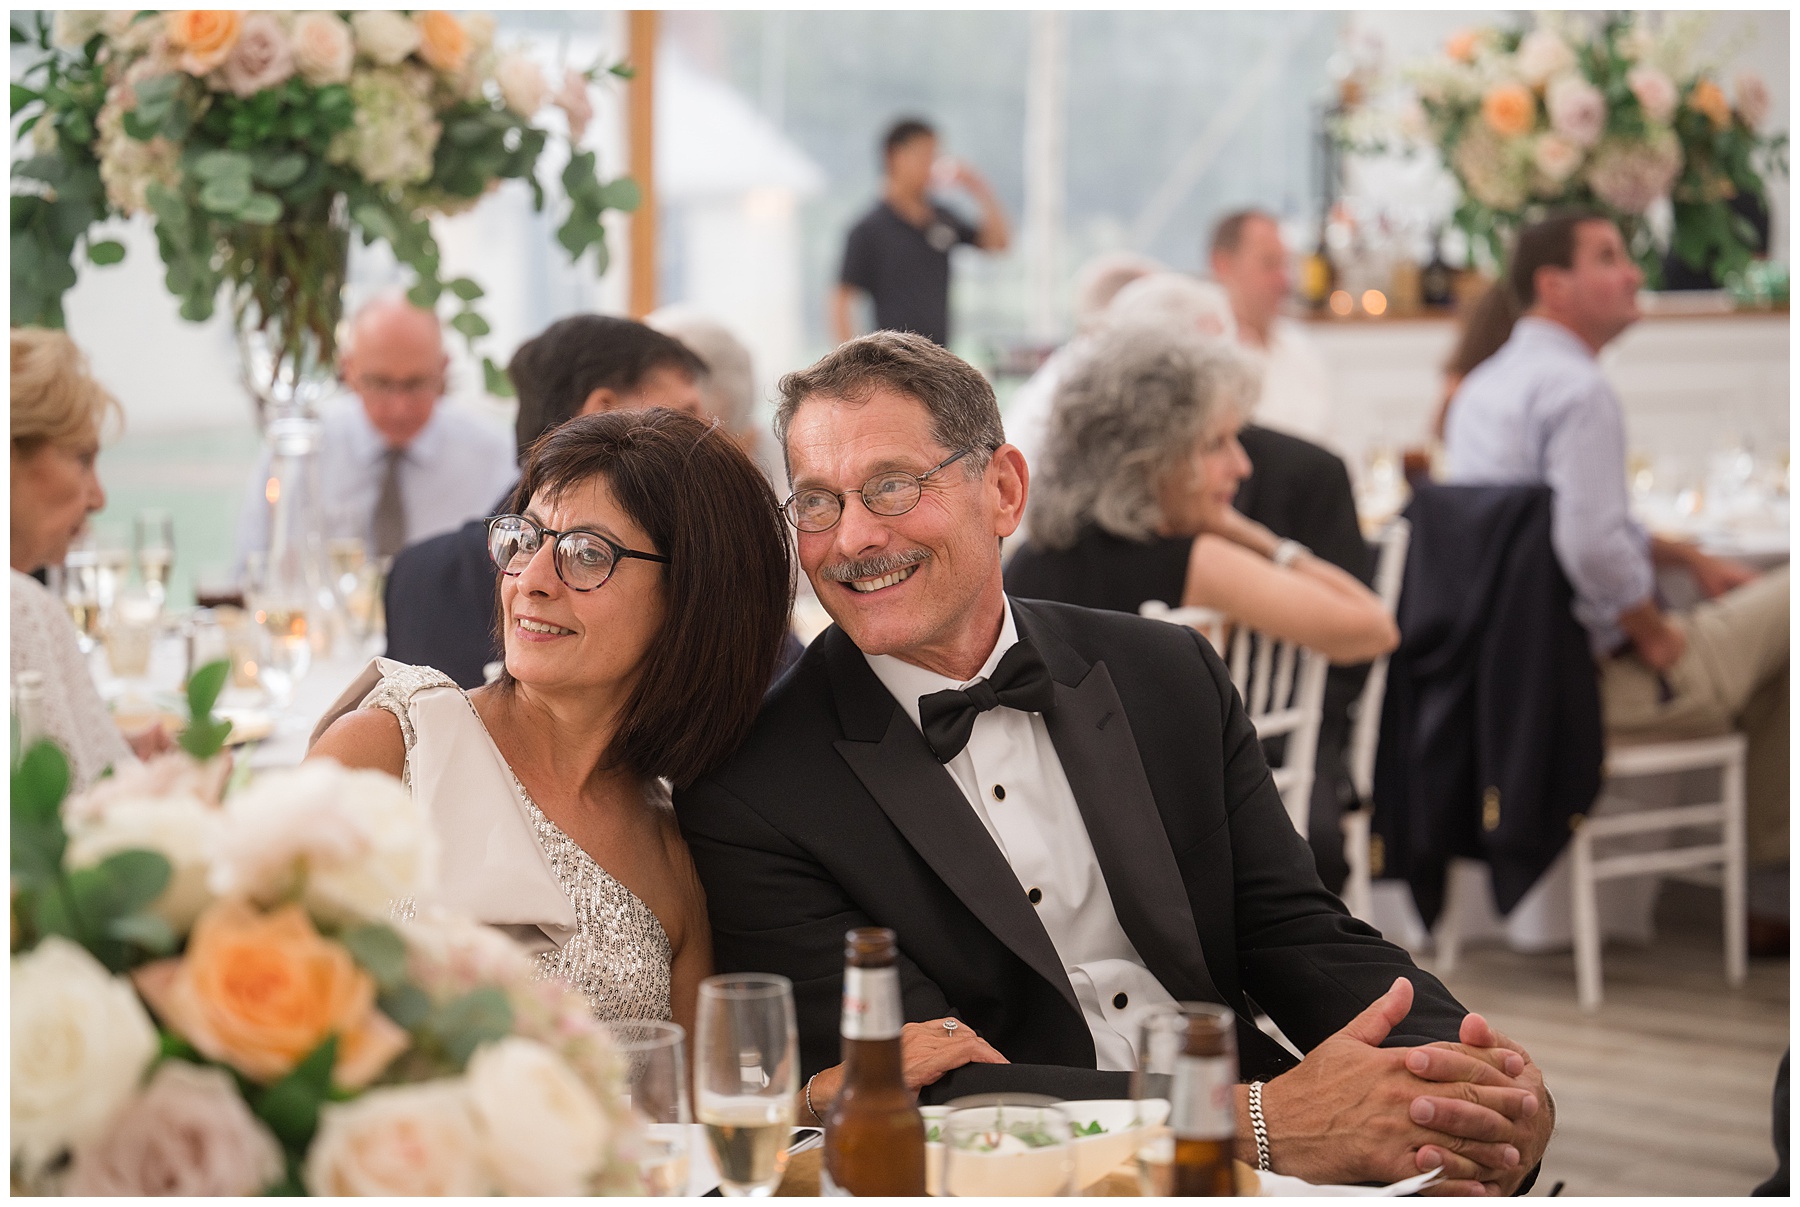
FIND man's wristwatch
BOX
[1271,539,1309,568]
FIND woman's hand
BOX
[802,1019,1009,1120]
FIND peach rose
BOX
[133,900,408,1089]
[1481,82,1536,138]
[166,10,243,77]
[1445,29,1481,64]
[414,11,471,75]
[291,12,354,88]
[1691,78,1732,131]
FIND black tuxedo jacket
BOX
[676,598,1468,1102]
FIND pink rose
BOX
[65,1061,284,1196]
[1626,65,1677,124]
[292,12,354,87]
[1533,133,1584,186]
[1735,72,1771,131]
[220,12,294,98]
[1546,74,1606,148]
[554,68,594,143]
[495,51,550,117]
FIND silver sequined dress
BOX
[364,663,673,1024]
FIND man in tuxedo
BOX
[677,332,1552,1193]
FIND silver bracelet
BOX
[804,1073,823,1123]
[1271,539,1308,568]
[1247,1080,1271,1172]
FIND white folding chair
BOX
[1340,518,1412,922]
[1139,601,1327,839]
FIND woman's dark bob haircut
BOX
[496,408,794,788]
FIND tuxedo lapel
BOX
[1017,604,1224,1007]
[821,627,1081,1017]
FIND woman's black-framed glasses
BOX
[486,514,669,592]
[781,450,969,533]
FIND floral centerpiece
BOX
[1396,13,1786,282]
[11,10,632,395]
[11,664,640,1195]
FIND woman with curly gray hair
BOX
[1007,323,1396,664]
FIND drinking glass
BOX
[133,508,176,604]
[248,592,311,706]
[609,1020,692,1197]
[102,586,161,680]
[941,1102,1075,1196]
[55,541,103,653]
[694,974,798,1197]
[1132,1008,1187,1195]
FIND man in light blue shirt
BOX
[1445,211,1789,944]
[234,296,516,572]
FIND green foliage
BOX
[482,356,515,398]
[179,659,235,760]
[428,987,515,1068]
[342,924,409,991]
[252,1035,339,1157]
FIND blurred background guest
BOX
[384,315,707,689]
[1007,323,1395,662]
[832,117,1011,347]
[647,304,780,484]
[1209,208,1334,448]
[1444,210,1790,952]
[233,296,516,574]
[11,328,150,787]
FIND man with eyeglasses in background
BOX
[232,294,516,576]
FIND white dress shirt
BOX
[234,393,517,573]
[864,600,1179,1071]
[1244,317,1333,448]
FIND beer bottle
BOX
[821,927,927,1196]
[1169,1004,1238,1196]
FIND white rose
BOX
[351,10,419,67]
[67,793,218,933]
[210,760,435,925]
[466,1037,611,1195]
[292,12,355,87]
[305,1081,493,1196]
[495,51,551,117]
[463,13,496,55]
[11,938,160,1178]
[399,908,537,997]
[1532,132,1584,186]
[52,10,106,47]
[1515,29,1575,88]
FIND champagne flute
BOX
[133,508,176,604]
[609,1020,693,1196]
[249,593,311,707]
[694,973,798,1197]
[941,1102,1076,1197]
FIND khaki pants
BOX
[1600,566,1790,866]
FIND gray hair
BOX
[1028,324,1259,550]
[646,305,757,435]
[774,331,1004,482]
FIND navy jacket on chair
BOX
[1371,484,1604,928]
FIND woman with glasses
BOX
[309,409,793,1035]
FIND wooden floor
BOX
[1422,882,1788,1197]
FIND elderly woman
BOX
[1007,323,1397,665]
[312,409,792,1035]
[11,328,142,789]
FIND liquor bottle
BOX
[821,928,927,1196]
[1299,221,1335,310]
[1420,228,1455,309]
[1169,1004,1238,1196]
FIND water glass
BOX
[940,1102,1075,1196]
[608,1020,692,1197]
[134,508,176,603]
[102,586,161,680]
[248,593,311,706]
[694,974,798,1197]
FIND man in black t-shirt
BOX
[832,118,1010,347]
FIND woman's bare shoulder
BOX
[309,707,406,779]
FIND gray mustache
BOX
[820,548,931,582]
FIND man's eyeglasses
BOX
[486,514,669,592]
[782,450,969,533]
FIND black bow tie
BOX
[917,638,1057,763]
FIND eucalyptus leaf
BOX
[12,83,40,114]
[92,848,172,915]
[87,239,125,266]
[106,911,177,955]
[254,1035,338,1151]
[430,987,513,1068]
[482,356,515,398]
[378,983,433,1030]
[237,193,283,225]
[448,277,484,302]
[406,279,442,309]
[449,311,489,339]
[187,659,230,719]
[342,924,408,991]
[598,178,642,213]
[198,175,253,214]
[252,153,306,189]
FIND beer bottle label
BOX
[1170,1054,1235,1141]
[840,966,902,1040]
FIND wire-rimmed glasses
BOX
[486,514,670,592]
[782,450,969,533]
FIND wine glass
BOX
[248,591,311,707]
[1132,1009,1186,1195]
[608,1020,692,1197]
[133,508,176,605]
[56,538,103,653]
[941,1102,1076,1196]
[694,973,798,1197]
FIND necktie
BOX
[917,638,1057,764]
[372,447,406,558]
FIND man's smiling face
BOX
[784,386,1022,675]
